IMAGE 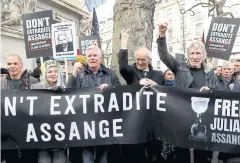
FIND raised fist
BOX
[158,23,168,37]
[120,29,130,49]
[72,62,82,77]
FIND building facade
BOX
[1,0,90,71]
[151,0,209,70]
[97,0,115,68]
[151,0,240,70]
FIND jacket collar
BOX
[219,74,234,83]
[6,69,29,80]
[186,61,211,74]
[84,64,108,74]
[133,63,153,71]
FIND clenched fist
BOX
[158,23,168,37]
[72,62,83,77]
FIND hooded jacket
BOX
[31,60,65,89]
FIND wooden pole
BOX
[64,58,68,83]
[40,57,44,66]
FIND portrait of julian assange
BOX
[55,31,74,53]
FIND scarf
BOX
[164,80,175,86]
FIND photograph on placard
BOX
[55,30,74,52]
[51,22,77,59]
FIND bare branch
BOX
[183,3,209,14]
[223,12,234,18]
[231,3,240,7]
[209,6,215,13]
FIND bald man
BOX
[1,54,38,163]
[1,54,38,89]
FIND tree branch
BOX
[183,3,209,14]
[231,3,240,7]
[209,6,215,13]
[223,12,234,18]
[209,0,214,3]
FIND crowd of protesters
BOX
[1,22,240,163]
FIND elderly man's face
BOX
[188,45,205,68]
[222,65,233,79]
[135,51,149,70]
[6,56,23,77]
[58,34,68,48]
[86,48,101,69]
[234,61,240,72]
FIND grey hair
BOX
[57,32,67,39]
[7,54,23,64]
[187,40,207,56]
[222,61,233,68]
[134,47,152,61]
[86,45,102,57]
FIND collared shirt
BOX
[142,68,149,77]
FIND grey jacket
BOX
[30,82,49,89]
[157,37,218,89]
[67,65,121,88]
[233,84,240,92]
[217,75,235,92]
[1,70,38,89]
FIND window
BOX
[180,16,187,37]
[157,61,161,70]
[196,22,203,37]
[156,13,159,20]
[168,29,173,42]
[194,13,203,22]
[167,8,173,17]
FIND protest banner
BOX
[22,10,53,58]
[51,22,77,58]
[1,86,240,154]
[79,36,101,55]
[205,17,240,60]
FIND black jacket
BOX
[118,49,163,85]
[157,37,218,90]
[31,66,41,81]
[67,64,120,88]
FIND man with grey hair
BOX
[116,29,163,163]
[217,61,235,91]
[67,45,120,163]
[157,23,218,163]
[119,29,163,86]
